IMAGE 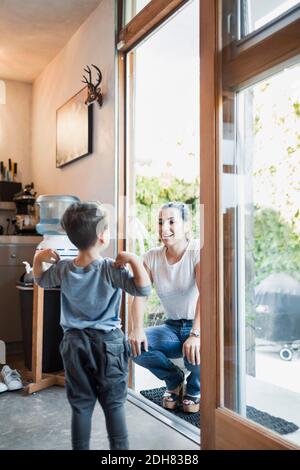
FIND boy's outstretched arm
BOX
[114,251,151,288]
[33,249,60,285]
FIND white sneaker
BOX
[0,381,8,393]
[1,365,23,391]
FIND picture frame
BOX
[56,87,93,168]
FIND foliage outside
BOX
[253,65,300,287]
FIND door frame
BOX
[200,0,300,449]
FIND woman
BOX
[130,202,200,413]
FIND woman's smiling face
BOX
[158,207,187,246]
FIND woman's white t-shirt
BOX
[143,239,200,321]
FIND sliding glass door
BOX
[124,0,200,395]
[200,0,300,449]
[223,62,300,447]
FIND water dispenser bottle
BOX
[35,195,79,260]
[36,195,80,235]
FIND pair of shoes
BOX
[182,395,200,413]
[0,365,23,391]
[162,370,185,410]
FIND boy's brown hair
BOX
[61,202,108,250]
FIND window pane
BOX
[241,0,300,37]
[222,63,300,445]
[123,0,151,26]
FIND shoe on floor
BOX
[1,365,23,391]
[0,381,8,393]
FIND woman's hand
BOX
[183,336,200,366]
[129,328,148,356]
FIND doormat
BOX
[140,387,299,434]
[140,387,200,428]
[246,406,299,435]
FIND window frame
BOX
[117,0,189,51]
[222,0,300,90]
[239,0,300,43]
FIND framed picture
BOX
[56,87,93,168]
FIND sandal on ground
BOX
[162,382,184,410]
[182,395,200,413]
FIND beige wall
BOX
[0,80,32,185]
[31,0,115,207]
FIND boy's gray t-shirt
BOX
[35,258,151,332]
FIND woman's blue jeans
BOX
[133,319,200,397]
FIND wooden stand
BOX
[24,285,65,395]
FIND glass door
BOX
[125,0,200,395]
[200,0,300,449]
[222,62,300,447]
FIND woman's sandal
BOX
[182,395,200,413]
[162,382,184,410]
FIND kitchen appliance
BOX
[13,183,38,234]
[35,194,80,260]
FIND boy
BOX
[33,202,151,450]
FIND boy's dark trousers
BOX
[60,327,130,450]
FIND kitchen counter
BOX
[0,235,42,244]
[0,202,16,211]
[0,236,42,344]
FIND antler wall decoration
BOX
[82,64,103,107]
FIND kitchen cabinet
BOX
[0,237,41,343]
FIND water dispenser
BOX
[35,195,79,258]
